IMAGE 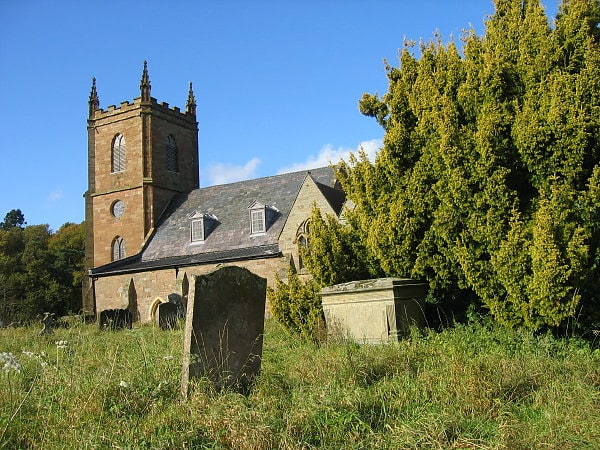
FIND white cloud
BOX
[277,139,382,174]
[48,190,63,201]
[204,157,261,186]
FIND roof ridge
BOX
[197,166,331,190]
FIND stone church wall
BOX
[279,176,339,274]
[93,254,288,323]
[149,105,199,192]
[88,104,148,268]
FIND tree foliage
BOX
[0,209,26,230]
[306,0,600,330]
[0,214,85,324]
[299,206,375,287]
[267,266,324,342]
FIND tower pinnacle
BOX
[88,77,99,118]
[140,60,151,102]
[186,82,197,116]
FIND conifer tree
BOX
[309,0,600,329]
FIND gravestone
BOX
[39,312,55,335]
[168,293,186,320]
[158,302,179,330]
[99,308,133,330]
[181,266,267,398]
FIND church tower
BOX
[84,61,199,274]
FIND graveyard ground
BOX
[1,318,599,449]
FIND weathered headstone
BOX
[158,302,179,330]
[168,293,186,320]
[39,312,55,335]
[99,308,133,330]
[181,266,267,397]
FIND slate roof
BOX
[90,167,343,276]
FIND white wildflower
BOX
[22,351,49,368]
[163,355,174,360]
[55,340,68,349]
[119,380,129,388]
[0,352,22,373]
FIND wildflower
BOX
[55,340,68,349]
[119,380,129,388]
[163,355,174,360]
[22,351,49,368]
[0,352,21,373]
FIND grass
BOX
[1,318,599,449]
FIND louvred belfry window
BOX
[166,135,178,172]
[112,236,126,261]
[111,134,126,173]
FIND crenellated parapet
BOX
[88,61,197,127]
[90,97,195,125]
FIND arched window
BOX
[112,236,126,261]
[295,219,311,247]
[295,219,311,270]
[166,135,178,172]
[298,235,307,247]
[111,134,126,173]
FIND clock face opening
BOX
[112,200,125,218]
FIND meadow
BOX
[1,318,599,449]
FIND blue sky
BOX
[0,0,558,231]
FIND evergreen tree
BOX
[267,266,323,342]
[308,0,600,329]
[0,209,26,230]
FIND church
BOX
[83,62,345,324]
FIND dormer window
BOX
[248,200,278,235]
[190,211,218,242]
[191,218,204,241]
[248,201,280,235]
[251,209,265,234]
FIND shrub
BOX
[267,266,324,342]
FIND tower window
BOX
[112,236,126,261]
[111,134,126,173]
[166,135,179,172]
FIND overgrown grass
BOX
[1,318,599,449]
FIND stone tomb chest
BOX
[320,278,427,344]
